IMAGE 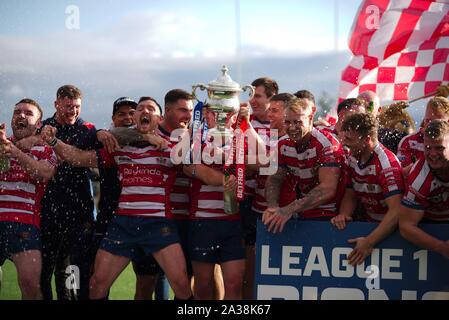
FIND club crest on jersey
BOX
[117,156,133,164]
[157,156,169,165]
[160,226,172,236]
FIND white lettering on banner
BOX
[260,245,280,275]
[303,247,330,277]
[261,245,392,279]
[331,248,354,278]
[257,285,299,300]
[413,250,428,281]
[382,249,403,280]
[257,285,449,300]
[281,246,302,276]
[321,288,364,300]
[356,249,380,278]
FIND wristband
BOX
[48,138,58,147]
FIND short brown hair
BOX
[285,98,311,114]
[337,98,366,115]
[424,119,449,140]
[270,93,295,104]
[15,98,43,121]
[426,96,449,116]
[138,96,162,115]
[251,77,279,98]
[164,89,193,106]
[342,112,378,140]
[294,90,315,104]
[56,85,82,100]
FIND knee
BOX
[18,274,41,298]
[89,272,108,293]
[224,275,243,294]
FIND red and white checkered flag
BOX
[332,0,449,122]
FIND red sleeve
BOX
[379,165,404,198]
[97,148,115,168]
[317,143,343,167]
[277,140,288,167]
[397,136,412,167]
[31,145,57,167]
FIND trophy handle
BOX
[192,84,207,102]
[242,85,255,100]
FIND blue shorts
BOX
[189,220,245,264]
[174,219,192,276]
[0,222,41,266]
[241,209,262,247]
[100,215,180,261]
[239,196,257,246]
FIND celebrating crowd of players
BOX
[0,79,448,300]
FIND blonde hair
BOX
[285,98,312,114]
[427,96,449,116]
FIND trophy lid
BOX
[207,65,241,92]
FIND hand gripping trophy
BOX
[192,65,255,214]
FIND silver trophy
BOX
[192,65,255,136]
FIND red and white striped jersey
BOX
[252,135,296,214]
[99,143,176,218]
[278,128,346,219]
[401,158,449,221]
[347,143,404,222]
[190,163,240,221]
[157,126,191,219]
[245,115,271,196]
[397,131,424,167]
[0,144,57,228]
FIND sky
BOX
[0,0,370,128]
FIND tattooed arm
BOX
[265,166,288,208]
[263,166,340,233]
[110,127,167,149]
[282,167,340,215]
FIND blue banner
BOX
[255,220,449,300]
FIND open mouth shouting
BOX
[138,114,154,133]
[14,120,28,131]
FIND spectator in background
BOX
[378,101,415,154]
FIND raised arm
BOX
[41,125,98,168]
[1,140,56,182]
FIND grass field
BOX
[0,260,139,300]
